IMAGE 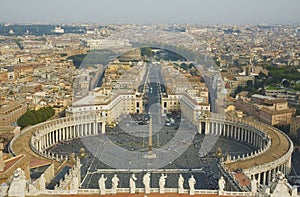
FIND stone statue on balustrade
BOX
[59,178,64,188]
[218,176,226,194]
[188,175,196,195]
[98,174,107,195]
[111,174,119,194]
[178,174,184,194]
[159,173,167,193]
[251,177,258,193]
[39,174,46,191]
[0,183,9,197]
[143,172,151,194]
[8,168,27,197]
[266,171,298,197]
[70,175,79,191]
[28,181,37,196]
[130,174,137,194]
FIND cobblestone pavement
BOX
[48,126,255,189]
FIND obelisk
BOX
[144,115,156,159]
[148,115,153,152]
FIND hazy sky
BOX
[1,0,299,24]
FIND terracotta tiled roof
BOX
[233,172,251,187]
[1,154,24,172]
[29,156,52,168]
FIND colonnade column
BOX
[241,128,244,141]
[56,129,59,142]
[226,124,230,137]
[41,135,45,150]
[205,121,210,134]
[72,126,75,138]
[267,170,272,184]
[62,128,66,141]
[75,125,78,137]
[68,126,71,139]
[212,122,215,135]
[237,127,240,141]
[247,131,250,144]
[79,124,82,137]
[253,134,257,147]
[66,127,69,140]
[94,122,98,135]
[86,123,91,136]
[218,123,224,136]
[38,140,41,152]
[263,171,267,185]
[198,122,202,134]
[102,122,106,134]
[249,131,253,145]
[62,128,65,141]
[50,132,53,146]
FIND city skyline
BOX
[0,11,300,195]
[1,0,300,25]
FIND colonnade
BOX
[252,161,291,186]
[198,117,293,187]
[27,115,293,188]
[30,114,106,158]
[199,119,268,150]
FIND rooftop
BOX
[224,122,290,171]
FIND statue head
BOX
[12,168,24,180]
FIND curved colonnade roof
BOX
[11,127,54,169]
[224,121,291,171]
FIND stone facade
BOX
[235,94,295,126]
[0,101,27,126]
[290,116,300,141]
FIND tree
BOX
[258,72,267,79]
[141,47,153,57]
[17,107,55,129]
[234,86,243,96]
